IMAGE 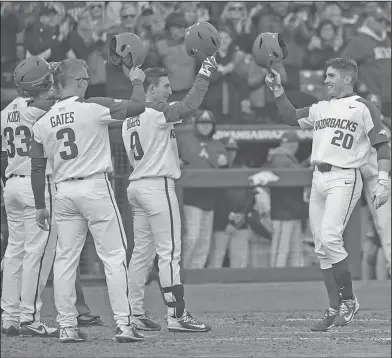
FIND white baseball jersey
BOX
[297,94,389,168]
[1,97,53,177]
[33,96,129,184]
[123,102,182,181]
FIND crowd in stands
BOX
[1,2,391,274]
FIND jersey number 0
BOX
[130,131,144,160]
[56,128,79,160]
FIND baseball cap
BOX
[223,136,238,150]
[365,7,391,23]
[281,131,299,143]
[195,110,215,123]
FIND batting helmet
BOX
[13,57,53,92]
[108,32,145,70]
[185,22,221,60]
[252,32,288,68]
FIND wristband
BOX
[378,171,389,181]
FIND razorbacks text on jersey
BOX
[1,97,53,178]
[122,102,182,181]
[297,94,388,168]
[32,96,129,183]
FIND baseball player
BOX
[30,57,145,343]
[265,56,390,331]
[1,58,102,336]
[1,57,59,337]
[123,56,218,332]
[360,94,391,277]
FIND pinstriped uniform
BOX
[32,96,132,328]
[1,97,57,325]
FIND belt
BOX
[66,177,85,181]
[9,174,26,178]
[315,163,351,173]
[65,173,108,181]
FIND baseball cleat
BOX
[59,327,87,342]
[310,308,337,331]
[77,313,102,326]
[115,323,145,343]
[133,313,161,331]
[167,311,211,332]
[1,322,20,336]
[20,322,59,337]
[334,296,359,326]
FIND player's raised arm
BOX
[86,67,146,123]
[265,69,313,128]
[150,56,218,123]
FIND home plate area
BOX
[1,281,390,357]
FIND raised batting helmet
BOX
[13,57,53,92]
[252,32,288,68]
[185,22,221,60]
[108,32,145,70]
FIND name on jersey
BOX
[315,118,358,132]
[6,110,20,123]
[50,112,75,128]
[127,116,140,129]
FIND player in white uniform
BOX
[265,58,390,331]
[30,58,146,343]
[123,57,217,332]
[1,57,59,337]
[359,94,391,276]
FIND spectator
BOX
[178,110,229,269]
[305,20,342,70]
[156,12,196,102]
[264,131,306,268]
[201,27,248,124]
[1,59,18,110]
[24,3,72,62]
[340,7,391,118]
[1,2,24,63]
[208,137,254,268]
[220,2,254,54]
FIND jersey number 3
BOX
[130,131,144,160]
[56,128,79,160]
[331,130,354,150]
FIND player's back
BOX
[34,96,114,183]
[122,105,181,181]
[1,97,51,177]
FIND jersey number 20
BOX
[56,128,79,160]
[331,130,354,150]
[130,131,144,160]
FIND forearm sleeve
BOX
[275,92,310,126]
[31,158,47,209]
[375,142,391,162]
[1,151,8,185]
[126,79,145,117]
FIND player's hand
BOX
[199,56,218,78]
[125,66,145,83]
[36,208,50,231]
[372,180,390,210]
[265,69,282,88]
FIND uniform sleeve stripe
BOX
[355,98,380,126]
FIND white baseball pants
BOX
[309,168,363,269]
[182,205,214,269]
[54,173,131,327]
[207,228,249,268]
[270,220,304,268]
[127,177,182,316]
[1,175,57,324]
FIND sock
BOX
[321,268,340,310]
[332,257,354,301]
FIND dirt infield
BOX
[1,280,391,357]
